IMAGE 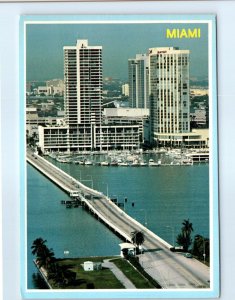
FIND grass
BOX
[111,258,156,289]
[48,256,124,289]
[47,256,157,289]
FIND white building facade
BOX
[149,47,191,147]
[38,40,140,153]
[128,54,149,109]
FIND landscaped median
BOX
[110,258,157,289]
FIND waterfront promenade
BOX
[27,149,210,289]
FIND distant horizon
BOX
[26,22,209,82]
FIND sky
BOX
[26,22,208,82]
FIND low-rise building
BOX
[155,128,209,148]
[38,124,140,153]
[103,108,149,143]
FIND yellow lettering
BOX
[187,28,198,38]
[166,28,201,39]
[198,28,201,38]
[166,29,177,39]
[179,29,188,38]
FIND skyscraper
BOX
[128,54,149,109]
[38,39,141,153]
[64,40,103,126]
[149,47,190,146]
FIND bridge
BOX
[27,149,210,289]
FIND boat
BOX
[100,161,109,166]
[139,161,147,166]
[118,162,129,166]
[180,158,193,165]
[56,158,70,163]
[131,160,140,167]
[84,160,93,165]
[149,159,159,166]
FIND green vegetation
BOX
[31,238,160,289]
[126,256,161,288]
[175,221,210,265]
[176,219,194,252]
[131,231,145,249]
[50,257,124,289]
[111,258,155,289]
[192,234,210,265]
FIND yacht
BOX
[118,161,129,166]
[149,159,159,166]
[84,160,93,165]
[100,161,109,166]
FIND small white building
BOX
[83,261,102,271]
[83,261,94,271]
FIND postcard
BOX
[20,14,219,298]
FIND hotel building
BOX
[149,47,195,147]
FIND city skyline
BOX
[26,22,208,81]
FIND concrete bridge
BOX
[27,149,210,290]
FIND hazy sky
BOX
[26,22,208,81]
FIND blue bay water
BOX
[27,159,209,289]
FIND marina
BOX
[47,148,209,167]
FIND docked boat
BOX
[180,158,193,165]
[84,160,93,165]
[118,161,129,166]
[131,160,140,167]
[149,159,159,166]
[100,161,109,166]
[139,161,147,166]
[56,157,70,163]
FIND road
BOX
[27,149,210,289]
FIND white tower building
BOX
[128,54,149,109]
[149,47,190,146]
[64,40,103,126]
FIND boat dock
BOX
[27,149,210,289]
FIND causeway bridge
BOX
[27,149,210,289]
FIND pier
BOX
[27,149,210,289]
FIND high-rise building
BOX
[128,54,149,109]
[38,40,140,153]
[149,47,190,146]
[64,40,103,126]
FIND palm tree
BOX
[37,247,55,270]
[31,238,47,257]
[131,231,145,254]
[182,219,194,238]
[192,234,210,263]
[176,219,194,252]
[31,238,55,270]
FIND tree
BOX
[192,234,210,263]
[182,219,194,238]
[31,238,47,257]
[38,247,55,270]
[176,219,194,252]
[131,231,145,254]
[31,238,55,269]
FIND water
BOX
[27,164,122,289]
[27,156,209,289]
